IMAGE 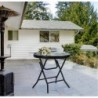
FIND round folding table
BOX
[32,52,70,93]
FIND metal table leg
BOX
[32,59,49,93]
[32,58,70,93]
[55,59,70,88]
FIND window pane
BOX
[50,31,59,42]
[13,31,18,40]
[8,30,18,41]
[8,31,13,40]
[40,31,49,42]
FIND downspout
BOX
[75,30,80,36]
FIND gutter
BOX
[75,28,84,36]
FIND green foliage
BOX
[86,51,96,58]
[91,34,98,47]
[62,44,81,56]
[62,44,98,68]
[56,2,98,46]
[24,2,52,20]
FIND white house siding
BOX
[60,30,75,44]
[4,29,75,59]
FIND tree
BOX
[92,23,98,46]
[24,2,52,20]
[56,2,98,46]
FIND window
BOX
[40,31,49,42]
[40,31,59,42]
[50,31,59,42]
[8,30,18,40]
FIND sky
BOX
[31,0,98,18]
[92,2,98,12]
[45,0,98,17]
[1,0,98,17]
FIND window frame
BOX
[40,31,49,42]
[40,30,59,42]
[49,31,59,42]
[8,30,19,41]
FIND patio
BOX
[5,59,98,96]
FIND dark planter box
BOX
[0,71,14,96]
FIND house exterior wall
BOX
[4,29,75,59]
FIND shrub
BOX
[71,53,86,65]
[86,51,97,58]
[87,57,98,68]
[62,43,98,69]
[62,44,81,56]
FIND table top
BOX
[34,52,70,59]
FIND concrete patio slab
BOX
[5,59,98,96]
